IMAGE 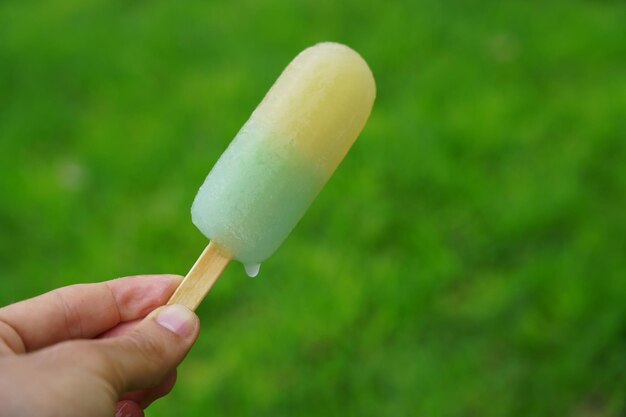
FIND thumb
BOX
[86,304,199,393]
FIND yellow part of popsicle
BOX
[252,42,376,179]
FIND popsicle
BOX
[168,42,376,309]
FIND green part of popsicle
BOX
[191,122,324,264]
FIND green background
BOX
[1,0,625,415]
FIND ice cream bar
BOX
[169,42,375,309]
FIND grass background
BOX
[1,0,625,415]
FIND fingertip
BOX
[115,400,144,417]
[152,304,199,339]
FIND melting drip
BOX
[244,263,261,278]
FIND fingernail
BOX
[155,304,197,337]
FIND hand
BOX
[0,275,199,417]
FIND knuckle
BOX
[52,287,85,339]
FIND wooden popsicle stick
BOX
[167,241,231,310]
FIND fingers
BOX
[0,275,182,352]
[4,308,195,417]
[102,319,179,409]
[84,304,199,393]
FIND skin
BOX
[0,274,200,417]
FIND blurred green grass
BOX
[1,0,625,415]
